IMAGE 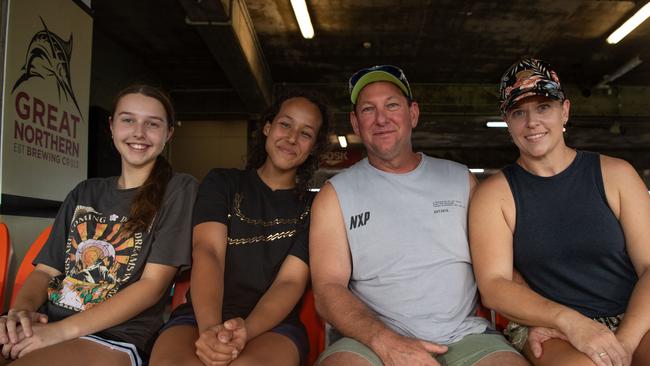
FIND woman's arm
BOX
[9,262,176,358]
[244,255,308,340]
[469,172,627,365]
[190,222,242,366]
[4,183,81,344]
[190,222,227,333]
[216,255,308,356]
[601,156,650,354]
[0,264,60,344]
[470,173,568,325]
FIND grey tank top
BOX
[329,154,488,344]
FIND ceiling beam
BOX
[422,147,650,171]
[414,84,650,117]
[178,0,272,113]
[276,83,650,118]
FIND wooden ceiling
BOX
[92,0,650,170]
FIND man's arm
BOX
[468,171,479,199]
[310,183,446,365]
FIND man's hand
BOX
[527,326,568,358]
[372,330,448,366]
[195,325,238,366]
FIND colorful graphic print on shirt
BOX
[47,205,143,311]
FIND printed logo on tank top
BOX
[47,205,143,312]
[349,211,370,230]
[432,200,465,214]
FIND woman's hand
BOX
[8,322,63,359]
[560,314,630,366]
[614,334,635,366]
[218,318,248,354]
[195,324,238,366]
[0,309,48,344]
[2,325,26,359]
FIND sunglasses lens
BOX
[349,65,405,90]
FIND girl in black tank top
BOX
[469,58,650,366]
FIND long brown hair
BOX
[111,84,175,233]
[246,90,330,196]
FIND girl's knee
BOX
[231,332,300,366]
[150,325,200,366]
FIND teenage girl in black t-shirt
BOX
[151,91,330,366]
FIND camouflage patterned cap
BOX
[499,58,565,114]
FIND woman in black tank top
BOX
[469,58,650,366]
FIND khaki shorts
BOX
[316,332,519,366]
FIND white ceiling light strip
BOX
[291,0,315,39]
[607,2,650,44]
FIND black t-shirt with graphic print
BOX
[34,173,197,354]
[175,168,312,329]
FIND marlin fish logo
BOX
[12,17,82,119]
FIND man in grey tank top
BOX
[310,65,526,366]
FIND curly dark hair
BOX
[246,90,330,197]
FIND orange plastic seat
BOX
[476,301,509,333]
[10,226,52,307]
[0,223,11,311]
[170,270,191,310]
[494,312,509,332]
[299,287,325,366]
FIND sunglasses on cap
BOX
[348,65,413,104]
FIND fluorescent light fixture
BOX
[309,188,320,192]
[607,2,650,44]
[486,121,508,128]
[337,135,348,148]
[596,56,643,88]
[290,0,315,39]
[469,168,485,174]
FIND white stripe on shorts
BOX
[80,335,143,366]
